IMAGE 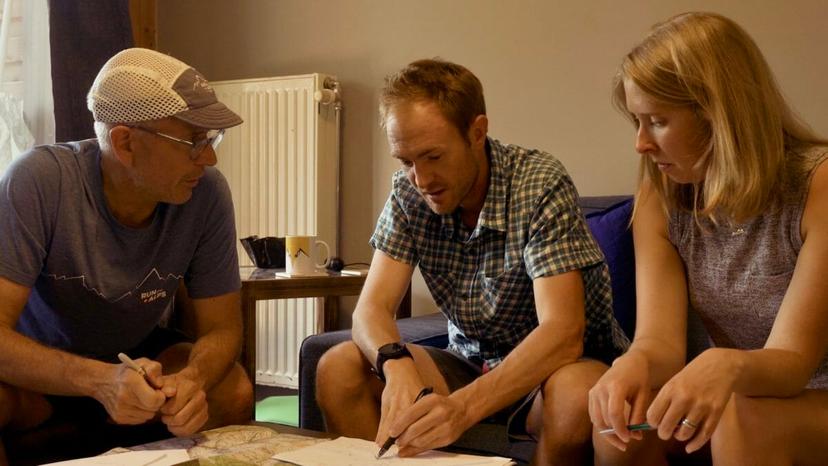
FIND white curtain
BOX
[22,0,53,146]
[0,0,53,176]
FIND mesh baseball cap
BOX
[87,48,242,129]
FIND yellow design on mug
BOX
[285,235,330,276]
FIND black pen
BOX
[376,386,433,459]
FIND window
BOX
[0,0,53,174]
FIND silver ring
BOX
[681,418,698,429]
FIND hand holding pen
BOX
[118,352,166,389]
[376,386,433,459]
[118,352,150,380]
[97,352,167,425]
[121,352,209,436]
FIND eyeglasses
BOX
[130,126,225,160]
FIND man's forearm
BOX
[0,327,111,397]
[352,306,403,368]
[183,325,241,390]
[349,251,416,368]
[451,321,583,426]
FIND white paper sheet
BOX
[273,437,514,466]
[274,271,329,278]
[41,449,190,466]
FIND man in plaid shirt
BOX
[317,59,628,464]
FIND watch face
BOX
[379,342,406,356]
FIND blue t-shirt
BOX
[0,139,240,361]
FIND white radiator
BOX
[212,74,341,388]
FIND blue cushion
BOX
[585,198,636,339]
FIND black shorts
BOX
[46,326,191,421]
[422,346,540,441]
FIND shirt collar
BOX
[477,137,508,233]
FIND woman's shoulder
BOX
[799,145,828,240]
[775,144,828,203]
[786,144,828,178]
[803,147,828,202]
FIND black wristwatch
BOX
[375,342,413,382]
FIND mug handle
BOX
[315,240,331,268]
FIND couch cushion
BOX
[584,197,636,339]
[579,195,634,216]
[398,312,450,347]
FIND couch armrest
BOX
[298,313,448,431]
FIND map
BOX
[107,425,327,465]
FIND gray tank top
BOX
[669,145,828,389]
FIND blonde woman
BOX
[588,12,828,466]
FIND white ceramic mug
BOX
[285,235,330,276]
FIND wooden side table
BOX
[239,266,411,385]
[239,266,365,382]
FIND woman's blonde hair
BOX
[614,12,826,223]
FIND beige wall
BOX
[159,0,828,318]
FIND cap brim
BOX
[174,102,243,130]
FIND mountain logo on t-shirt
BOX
[47,268,183,303]
[140,288,167,304]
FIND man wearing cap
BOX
[0,48,252,461]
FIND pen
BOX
[117,352,150,383]
[376,386,434,459]
[599,422,655,435]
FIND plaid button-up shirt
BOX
[371,138,629,368]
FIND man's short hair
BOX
[380,59,486,142]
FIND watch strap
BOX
[375,342,412,382]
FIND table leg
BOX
[396,284,412,319]
[241,296,257,387]
[323,297,339,332]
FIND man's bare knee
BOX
[315,341,381,436]
[156,342,193,374]
[537,360,607,437]
[207,363,254,427]
[547,360,606,407]
[316,341,373,399]
[0,383,51,431]
[229,365,255,420]
[528,361,608,465]
[0,383,15,428]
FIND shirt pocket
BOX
[479,265,534,327]
[418,267,456,315]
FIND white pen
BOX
[117,352,150,383]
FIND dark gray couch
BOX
[298,196,712,465]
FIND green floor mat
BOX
[255,395,299,427]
